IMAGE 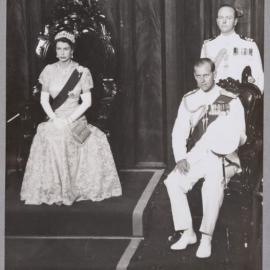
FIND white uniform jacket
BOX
[172,85,247,170]
[200,32,264,92]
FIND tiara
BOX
[54,31,75,43]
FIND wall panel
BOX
[134,0,164,167]
[116,0,137,167]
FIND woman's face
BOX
[56,41,73,62]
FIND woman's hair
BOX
[54,31,76,51]
[54,37,75,50]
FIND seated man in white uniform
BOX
[164,58,247,258]
[200,4,264,93]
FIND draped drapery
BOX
[6,0,118,115]
[7,0,53,115]
[165,0,264,168]
[7,0,264,168]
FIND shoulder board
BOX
[240,35,254,42]
[203,36,216,44]
[184,88,199,98]
[220,88,239,98]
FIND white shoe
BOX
[196,239,212,258]
[170,231,197,250]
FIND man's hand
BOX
[175,159,190,175]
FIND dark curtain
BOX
[7,0,264,168]
[6,0,57,117]
[7,0,30,115]
[164,0,264,168]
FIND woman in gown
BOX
[20,31,122,205]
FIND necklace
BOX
[57,60,73,76]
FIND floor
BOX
[5,169,262,270]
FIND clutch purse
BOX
[70,119,91,144]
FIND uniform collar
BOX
[199,84,221,104]
[185,84,220,112]
[219,31,238,41]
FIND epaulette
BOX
[203,36,217,44]
[183,88,202,113]
[220,88,239,98]
[240,35,254,42]
[184,88,199,98]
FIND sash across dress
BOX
[20,61,122,205]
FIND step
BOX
[127,174,253,270]
[6,237,142,270]
[6,169,164,237]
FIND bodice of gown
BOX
[39,61,93,118]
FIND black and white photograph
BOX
[3,0,267,269]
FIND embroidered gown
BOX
[20,61,122,205]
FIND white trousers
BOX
[164,149,237,236]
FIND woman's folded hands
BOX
[52,118,69,130]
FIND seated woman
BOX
[20,31,122,205]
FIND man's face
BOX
[194,63,216,92]
[216,6,237,34]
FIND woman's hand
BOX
[175,159,190,175]
[53,118,69,130]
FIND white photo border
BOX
[0,1,269,270]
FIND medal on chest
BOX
[233,47,253,56]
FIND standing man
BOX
[201,4,264,92]
[164,58,246,258]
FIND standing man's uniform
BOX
[164,84,246,243]
[201,32,264,92]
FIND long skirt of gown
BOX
[20,115,122,205]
